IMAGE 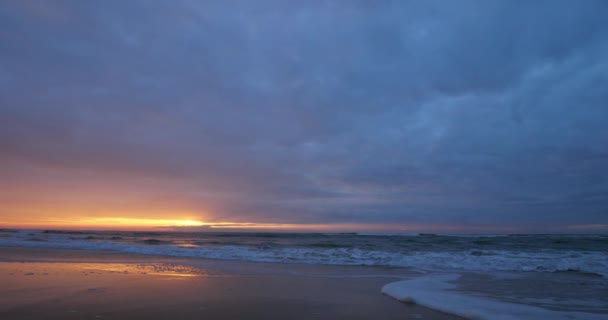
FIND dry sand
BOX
[0,246,465,319]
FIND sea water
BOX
[1,229,607,319]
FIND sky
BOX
[1,0,607,233]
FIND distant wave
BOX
[1,230,607,276]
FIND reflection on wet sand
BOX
[1,261,221,280]
[81,263,207,278]
[0,247,467,320]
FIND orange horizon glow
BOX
[0,216,527,233]
[1,216,411,232]
[1,217,603,234]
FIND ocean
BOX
[1,229,607,319]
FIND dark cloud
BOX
[1,0,607,231]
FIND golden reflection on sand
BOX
[1,262,212,280]
[81,263,206,278]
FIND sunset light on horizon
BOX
[1,0,607,235]
[1,2,607,319]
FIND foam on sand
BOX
[381,274,608,320]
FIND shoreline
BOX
[0,246,466,320]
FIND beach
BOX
[2,1,607,318]
[0,246,463,320]
[1,231,607,319]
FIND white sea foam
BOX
[382,274,608,320]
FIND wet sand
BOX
[0,246,465,319]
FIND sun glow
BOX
[2,216,207,230]
[1,213,511,233]
[0,215,474,233]
[82,217,206,227]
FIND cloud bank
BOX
[1,0,607,232]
